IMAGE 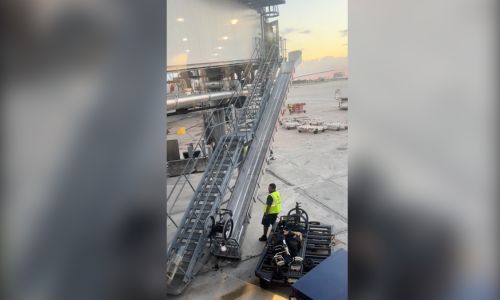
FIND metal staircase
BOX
[213,50,300,259]
[166,134,244,294]
[166,41,281,295]
[235,45,279,133]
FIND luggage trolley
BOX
[255,202,333,287]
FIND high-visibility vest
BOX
[264,191,281,214]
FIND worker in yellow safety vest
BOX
[259,183,281,242]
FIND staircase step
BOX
[182,221,205,230]
[179,260,190,271]
[197,192,218,198]
[206,176,224,182]
[180,232,202,240]
[188,212,210,220]
[195,193,217,200]
[172,242,197,252]
[188,208,212,216]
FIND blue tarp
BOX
[292,249,348,300]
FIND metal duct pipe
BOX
[166,89,249,112]
[206,80,242,91]
[206,81,224,90]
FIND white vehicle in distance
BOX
[282,120,302,130]
[335,89,348,110]
[297,124,327,134]
[325,122,348,131]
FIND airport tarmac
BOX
[167,80,348,299]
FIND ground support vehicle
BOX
[325,122,348,131]
[288,103,306,113]
[335,89,348,110]
[338,97,348,110]
[255,203,333,287]
[282,120,302,129]
[297,124,327,134]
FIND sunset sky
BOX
[278,0,348,77]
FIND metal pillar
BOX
[203,107,231,151]
[212,109,226,144]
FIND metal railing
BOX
[166,134,242,277]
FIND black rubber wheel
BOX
[204,216,215,237]
[313,130,318,134]
[303,258,315,272]
[223,218,234,240]
[288,208,309,225]
[259,278,271,289]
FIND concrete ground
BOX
[167,80,348,299]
